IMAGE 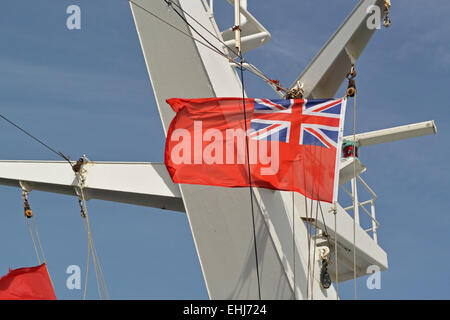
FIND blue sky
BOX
[0,0,448,299]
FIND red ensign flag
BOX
[0,263,56,300]
[165,97,346,203]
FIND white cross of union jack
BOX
[249,98,344,149]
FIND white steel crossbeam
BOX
[0,161,184,212]
[0,158,363,212]
[290,0,386,99]
[344,120,437,147]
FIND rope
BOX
[304,195,311,299]
[81,217,102,300]
[318,203,329,237]
[0,57,103,297]
[308,124,324,299]
[306,196,314,299]
[91,232,107,297]
[334,204,339,299]
[292,192,296,300]
[238,57,262,300]
[312,125,324,298]
[31,216,46,263]
[80,191,108,299]
[318,201,338,299]
[25,218,41,264]
[352,92,357,300]
[83,233,91,300]
[21,189,47,265]
[348,66,358,300]
[0,93,108,301]
[76,170,109,300]
[310,199,319,299]
[81,197,108,300]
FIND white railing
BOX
[341,175,380,243]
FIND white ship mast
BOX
[0,0,437,299]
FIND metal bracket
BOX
[19,181,32,193]
[73,155,91,201]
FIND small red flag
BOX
[0,263,56,300]
[165,97,346,203]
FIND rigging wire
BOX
[162,0,291,95]
[20,189,57,293]
[352,92,358,300]
[0,0,284,301]
[305,195,312,299]
[318,203,329,237]
[83,230,91,300]
[158,0,263,300]
[0,109,109,299]
[346,64,358,300]
[292,191,296,300]
[163,0,238,63]
[291,134,300,299]
[239,59,262,300]
[128,0,233,62]
[334,205,339,298]
[128,0,290,95]
[0,113,73,167]
[310,133,324,299]
[306,144,317,299]
[163,0,240,58]
[312,131,325,298]
[318,200,338,298]
[310,199,319,299]
[164,0,240,57]
[21,189,47,265]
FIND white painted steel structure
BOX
[0,0,437,299]
[343,121,437,147]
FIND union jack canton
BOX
[250,98,346,149]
